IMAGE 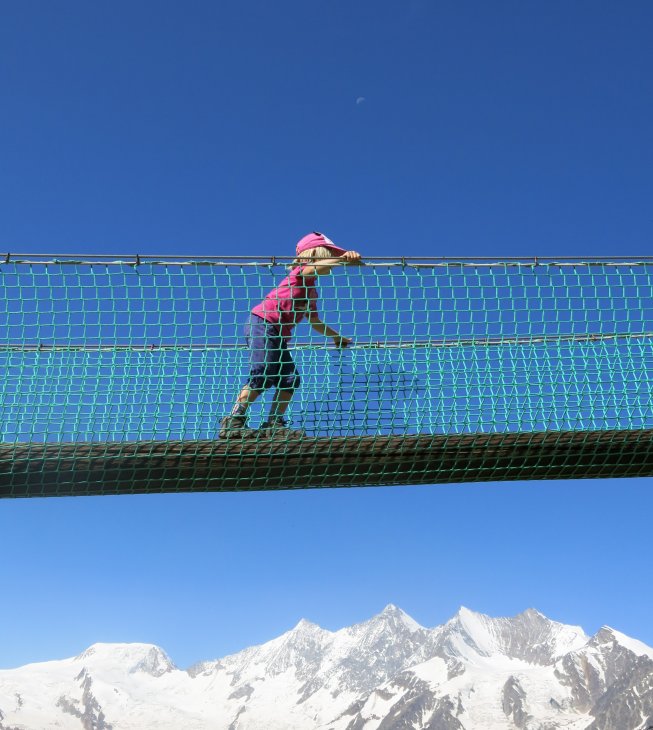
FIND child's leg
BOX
[229,315,277,412]
[269,387,294,418]
[231,384,262,415]
[264,339,302,431]
[223,316,271,434]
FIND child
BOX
[220,232,363,438]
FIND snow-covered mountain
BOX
[1,606,652,730]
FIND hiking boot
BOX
[219,415,256,439]
[259,416,305,438]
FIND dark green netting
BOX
[1,255,652,496]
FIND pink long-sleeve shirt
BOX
[251,266,318,339]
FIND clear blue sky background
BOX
[1,0,652,669]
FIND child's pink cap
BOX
[295,231,347,257]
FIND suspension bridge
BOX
[1,254,652,497]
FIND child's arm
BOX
[308,312,352,348]
[301,250,363,277]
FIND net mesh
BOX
[2,255,653,496]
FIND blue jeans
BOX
[244,314,300,392]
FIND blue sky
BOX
[1,0,653,669]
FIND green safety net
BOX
[1,255,653,497]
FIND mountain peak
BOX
[521,607,547,620]
[74,643,176,676]
[593,626,653,658]
[441,607,587,664]
[292,617,323,632]
[442,607,495,658]
[454,605,482,620]
[453,606,547,625]
[286,618,330,642]
[375,604,423,632]
[381,602,401,613]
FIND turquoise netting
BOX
[1,255,652,496]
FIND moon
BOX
[356,97,366,105]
